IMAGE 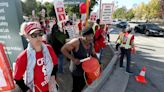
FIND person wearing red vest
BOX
[119,27,135,73]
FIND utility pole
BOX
[99,0,102,19]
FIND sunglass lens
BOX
[38,32,44,36]
[31,33,38,38]
[31,32,44,38]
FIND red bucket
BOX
[82,57,101,84]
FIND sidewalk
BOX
[57,44,114,92]
[99,68,129,92]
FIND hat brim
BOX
[29,28,43,34]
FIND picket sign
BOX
[0,43,15,91]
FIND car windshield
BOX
[120,22,127,24]
[146,24,159,29]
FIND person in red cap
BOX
[14,22,58,92]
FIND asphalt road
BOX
[110,25,164,92]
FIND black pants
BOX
[107,34,110,42]
[72,75,86,92]
[120,48,131,72]
[116,43,120,51]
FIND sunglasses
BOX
[30,32,44,38]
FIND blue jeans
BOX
[120,48,131,72]
[99,48,104,63]
[58,54,64,73]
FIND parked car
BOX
[116,21,128,28]
[111,20,120,25]
[134,23,164,36]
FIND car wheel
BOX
[145,31,150,36]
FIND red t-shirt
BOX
[94,29,105,52]
[14,44,58,92]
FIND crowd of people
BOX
[13,17,135,92]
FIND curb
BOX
[84,44,119,92]
[84,44,129,92]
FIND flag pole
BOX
[85,0,89,28]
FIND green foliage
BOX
[112,0,160,20]
[43,2,56,17]
[148,0,160,18]
[89,0,97,15]
[133,0,160,20]
[65,0,97,19]
[133,2,146,19]
[112,7,127,19]
[35,2,42,17]
[65,5,75,18]
[21,0,37,16]
[125,9,134,21]
[21,0,97,19]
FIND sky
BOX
[23,0,150,10]
[111,0,150,9]
[92,0,150,12]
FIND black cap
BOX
[82,27,94,36]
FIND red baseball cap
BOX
[24,22,42,34]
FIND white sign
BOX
[73,13,77,24]
[54,1,66,23]
[81,13,86,21]
[100,3,114,24]
[90,12,97,22]
[0,68,7,87]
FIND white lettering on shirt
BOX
[37,58,49,87]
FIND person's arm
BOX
[116,34,120,42]
[61,38,80,65]
[15,79,30,92]
[91,43,98,60]
[49,73,57,91]
[14,51,31,92]
[51,65,58,77]
[130,35,135,48]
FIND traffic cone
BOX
[135,66,147,84]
